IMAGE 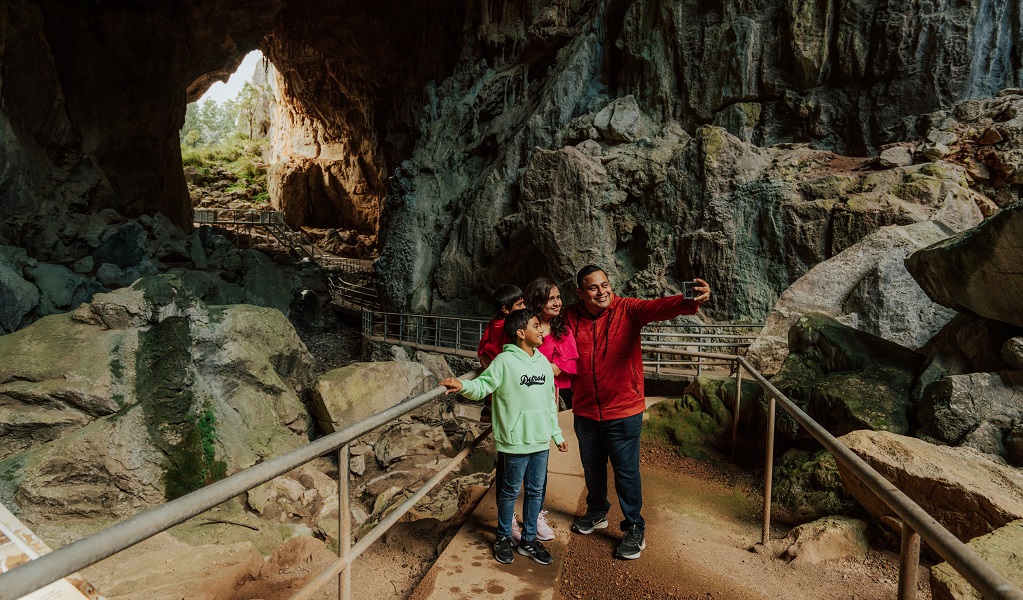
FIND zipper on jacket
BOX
[592,316,603,421]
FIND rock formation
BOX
[4,0,1023,317]
[0,275,314,530]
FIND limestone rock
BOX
[912,314,1022,404]
[0,275,314,528]
[0,259,39,333]
[919,370,1023,448]
[837,430,1023,541]
[930,520,1023,600]
[1003,337,1023,369]
[772,450,855,524]
[374,420,454,467]
[778,516,869,565]
[232,536,338,600]
[747,221,962,375]
[0,312,136,460]
[84,274,211,330]
[93,222,148,269]
[309,361,432,433]
[406,471,492,522]
[767,313,923,443]
[879,146,914,168]
[24,263,93,316]
[906,201,1023,328]
[593,95,655,143]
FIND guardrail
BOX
[361,309,760,369]
[0,371,483,600]
[641,323,761,376]
[193,208,324,262]
[641,345,1022,600]
[362,310,489,356]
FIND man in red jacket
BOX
[564,265,710,559]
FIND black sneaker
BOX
[493,535,515,564]
[480,406,492,423]
[614,526,646,559]
[517,538,553,565]
[571,511,608,534]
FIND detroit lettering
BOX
[519,374,547,387]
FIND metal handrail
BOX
[641,346,1023,600]
[360,309,762,367]
[0,372,481,600]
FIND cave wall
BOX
[373,0,1023,316]
[1,0,1021,317]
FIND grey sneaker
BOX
[571,511,608,534]
[614,526,646,559]
[493,535,515,564]
[517,538,553,565]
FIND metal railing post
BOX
[762,395,775,546]
[899,522,921,600]
[338,444,351,600]
[731,367,743,459]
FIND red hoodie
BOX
[564,293,700,421]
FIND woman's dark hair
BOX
[524,277,567,339]
[503,308,534,341]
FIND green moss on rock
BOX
[773,449,855,524]
[136,316,226,500]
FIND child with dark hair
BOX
[476,284,525,423]
[442,309,568,565]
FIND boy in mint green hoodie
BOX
[441,309,568,565]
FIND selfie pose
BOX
[564,265,711,560]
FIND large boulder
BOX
[0,275,314,529]
[747,221,961,375]
[912,314,1022,404]
[772,450,856,524]
[766,313,923,443]
[906,201,1023,328]
[930,520,1023,600]
[918,370,1023,456]
[777,516,869,565]
[0,258,40,333]
[308,361,433,434]
[837,430,1023,542]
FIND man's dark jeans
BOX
[574,412,644,531]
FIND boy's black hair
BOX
[576,265,606,289]
[503,308,534,341]
[493,284,523,313]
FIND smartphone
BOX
[682,281,698,299]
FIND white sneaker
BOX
[511,514,522,545]
[537,510,555,541]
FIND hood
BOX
[500,343,545,362]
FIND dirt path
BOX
[555,441,930,600]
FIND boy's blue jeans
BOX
[496,450,549,541]
[574,412,645,530]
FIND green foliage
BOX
[643,396,722,460]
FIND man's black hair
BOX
[493,284,523,313]
[503,308,534,341]
[576,265,607,289]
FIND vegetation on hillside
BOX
[181,82,272,204]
